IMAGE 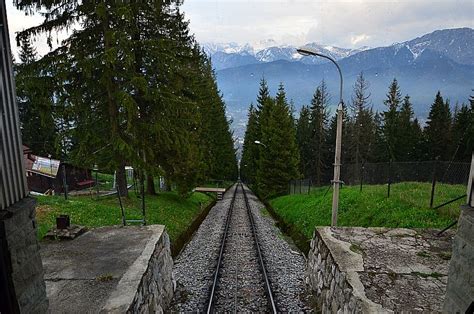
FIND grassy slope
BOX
[269,182,464,240]
[35,191,213,241]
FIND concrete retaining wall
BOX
[101,225,174,313]
[443,207,474,312]
[306,226,451,313]
[306,227,381,313]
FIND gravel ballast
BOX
[243,184,311,312]
[170,184,310,312]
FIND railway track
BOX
[206,183,278,313]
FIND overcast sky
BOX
[6,0,474,57]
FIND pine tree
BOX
[349,72,376,168]
[382,78,403,160]
[424,91,453,160]
[257,83,299,198]
[15,1,236,196]
[296,106,312,177]
[451,103,473,161]
[241,104,260,184]
[397,95,420,161]
[370,112,389,162]
[309,81,330,185]
[15,38,57,157]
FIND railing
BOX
[0,2,28,210]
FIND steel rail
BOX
[241,184,278,314]
[206,183,238,314]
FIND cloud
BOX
[351,34,371,46]
[6,0,473,58]
[182,0,474,48]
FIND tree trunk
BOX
[147,174,157,195]
[116,161,128,197]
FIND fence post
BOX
[62,163,68,200]
[359,164,364,192]
[387,159,392,198]
[430,157,438,208]
[308,179,311,195]
[300,179,302,194]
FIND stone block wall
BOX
[2,197,48,313]
[102,226,174,313]
[307,229,362,313]
[128,230,174,313]
[443,207,474,312]
[306,227,385,313]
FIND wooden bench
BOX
[194,187,226,200]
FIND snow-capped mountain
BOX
[202,41,369,70]
[212,28,474,142]
[401,27,473,65]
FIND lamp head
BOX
[297,46,320,57]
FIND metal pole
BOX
[387,159,392,198]
[430,158,438,208]
[296,47,344,226]
[331,103,343,226]
[62,163,68,200]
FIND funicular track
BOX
[206,183,277,313]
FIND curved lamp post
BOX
[254,140,267,148]
[297,46,344,227]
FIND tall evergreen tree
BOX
[382,78,403,160]
[451,102,473,161]
[349,72,376,168]
[397,95,421,161]
[15,38,57,156]
[424,91,453,160]
[16,1,237,196]
[257,83,299,198]
[296,106,312,177]
[241,104,260,184]
[309,81,330,185]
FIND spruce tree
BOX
[397,95,420,161]
[451,103,473,161]
[296,106,312,178]
[349,72,376,168]
[241,104,260,184]
[382,78,402,160]
[15,38,57,157]
[16,1,238,196]
[424,91,453,160]
[257,83,299,198]
[309,81,330,185]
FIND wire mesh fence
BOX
[289,160,470,211]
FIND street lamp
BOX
[297,46,344,227]
[254,140,267,148]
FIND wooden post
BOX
[331,103,343,227]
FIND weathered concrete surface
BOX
[307,226,454,313]
[41,225,174,313]
[443,207,474,312]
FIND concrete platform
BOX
[40,225,174,313]
[307,227,455,312]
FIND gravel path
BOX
[243,184,312,312]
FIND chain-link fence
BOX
[289,160,470,210]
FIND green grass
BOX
[270,182,464,240]
[35,191,213,241]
